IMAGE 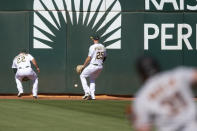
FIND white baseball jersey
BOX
[12,53,34,69]
[80,43,106,99]
[12,53,38,97]
[133,67,197,131]
[88,43,106,66]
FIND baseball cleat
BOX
[87,96,96,100]
[33,96,38,99]
[17,93,23,97]
[82,93,90,99]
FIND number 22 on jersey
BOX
[17,55,26,64]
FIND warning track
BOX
[0,95,133,100]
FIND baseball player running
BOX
[129,56,197,131]
[80,35,107,100]
[12,49,40,98]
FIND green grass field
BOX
[0,100,132,131]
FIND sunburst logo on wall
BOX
[33,0,121,49]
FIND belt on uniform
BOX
[93,64,102,66]
[18,66,30,69]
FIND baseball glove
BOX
[22,77,30,81]
[76,65,84,74]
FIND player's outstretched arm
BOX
[83,56,91,67]
[32,59,40,73]
[192,71,197,83]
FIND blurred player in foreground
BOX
[12,49,40,98]
[130,56,197,131]
[80,35,107,100]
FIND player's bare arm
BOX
[126,105,152,131]
[192,70,197,83]
[32,59,40,73]
[135,126,151,131]
[83,56,91,67]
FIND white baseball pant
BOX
[159,120,197,131]
[80,64,102,99]
[15,67,38,96]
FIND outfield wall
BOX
[0,0,197,95]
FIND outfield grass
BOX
[0,100,132,131]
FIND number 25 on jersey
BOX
[96,52,104,60]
